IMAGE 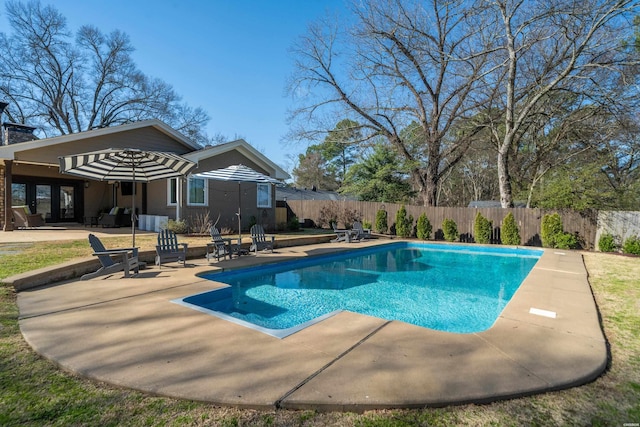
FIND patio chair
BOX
[249,224,275,254]
[11,206,44,228]
[206,226,234,261]
[82,233,140,280]
[98,207,124,228]
[331,223,359,243]
[155,229,188,267]
[353,221,372,240]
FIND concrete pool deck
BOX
[15,240,607,411]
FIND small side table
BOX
[84,216,99,227]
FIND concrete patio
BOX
[11,233,607,411]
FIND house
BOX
[0,115,290,232]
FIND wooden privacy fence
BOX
[285,200,599,250]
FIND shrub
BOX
[375,209,388,234]
[165,219,188,234]
[416,213,432,240]
[541,213,564,248]
[288,215,300,231]
[318,201,340,228]
[473,212,492,244]
[501,212,521,245]
[442,218,459,242]
[362,219,372,230]
[598,233,617,253]
[622,236,640,255]
[541,213,578,249]
[188,211,212,235]
[555,232,579,250]
[395,205,414,238]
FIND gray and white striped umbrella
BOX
[193,164,280,246]
[193,164,281,184]
[59,148,196,182]
[59,148,197,246]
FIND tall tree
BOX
[288,0,494,206]
[316,119,361,185]
[292,151,339,191]
[484,0,638,207]
[0,0,210,143]
[341,142,415,202]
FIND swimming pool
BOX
[173,243,542,338]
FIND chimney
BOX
[0,102,38,145]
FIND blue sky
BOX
[0,0,347,172]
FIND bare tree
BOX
[485,0,638,207]
[288,0,496,206]
[0,1,210,144]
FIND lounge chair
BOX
[155,229,188,267]
[82,233,140,280]
[353,221,372,239]
[250,224,275,254]
[11,206,44,228]
[206,227,234,261]
[331,223,359,243]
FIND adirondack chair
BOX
[82,233,140,280]
[331,222,359,243]
[155,229,188,267]
[249,224,275,254]
[353,221,372,240]
[206,227,234,261]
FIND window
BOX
[188,177,207,206]
[257,183,271,208]
[167,178,177,206]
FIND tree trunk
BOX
[497,149,513,208]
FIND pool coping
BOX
[16,240,607,411]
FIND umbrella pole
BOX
[132,166,136,247]
[237,182,242,249]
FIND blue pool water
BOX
[174,243,542,338]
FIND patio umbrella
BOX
[193,164,281,245]
[59,148,197,246]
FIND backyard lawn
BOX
[0,241,638,426]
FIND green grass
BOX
[0,247,638,426]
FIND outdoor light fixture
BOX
[84,180,90,188]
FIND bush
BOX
[501,212,521,245]
[416,213,432,240]
[473,212,492,244]
[288,215,300,231]
[375,209,388,234]
[555,232,579,250]
[541,213,578,249]
[165,219,188,234]
[362,219,372,230]
[318,202,339,228]
[395,205,414,238]
[622,236,640,255]
[442,218,459,242]
[598,233,617,253]
[541,213,564,248]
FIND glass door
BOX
[59,186,75,220]
[36,184,52,221]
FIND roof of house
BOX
[0,121,289,181]
[0,119,199,161]
[186,139,290,181]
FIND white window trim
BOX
[187,177,208,206]
[167,178,177,207]
[257,183,272,208]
